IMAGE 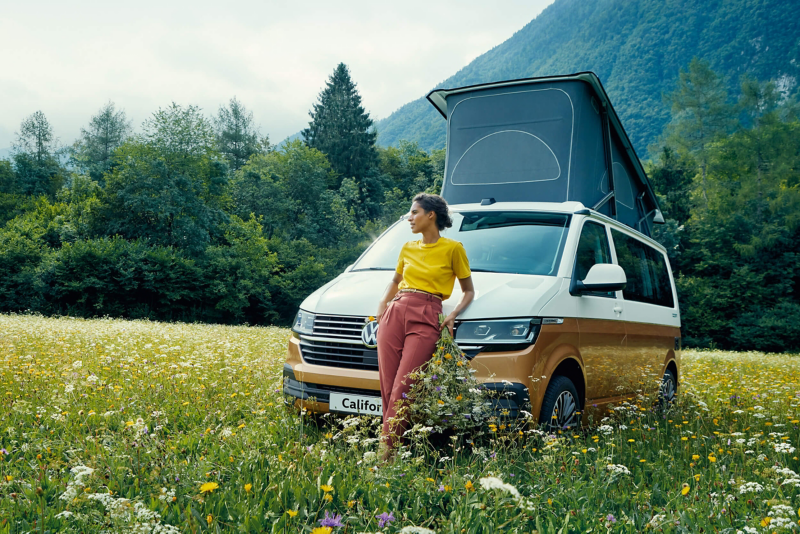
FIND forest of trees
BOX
[0,64,443,326]
[0,60,798,351]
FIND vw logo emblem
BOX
[361,320,379,348]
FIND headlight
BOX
[455,318,541,345]
[292,309,315,335]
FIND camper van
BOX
[283,72,680,429]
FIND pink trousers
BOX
[377,291,443,447]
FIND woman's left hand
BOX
[439,313,456,336]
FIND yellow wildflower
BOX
[244,483,252,493]
[323,493,333,502]
[207,514,213,524]
[681,483,690,496]
[287,510,298,517]
[465,480,474,491]
[199,482,219,494]
[312,528,332,534]
[444,353,452,360]
[456,395,462,401]
[320,484,333,492]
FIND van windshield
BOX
[352,211,571,276]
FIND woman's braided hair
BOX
[412,193,453,231]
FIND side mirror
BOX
[570,263,627,296]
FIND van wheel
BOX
[659,369,677,410]
[539,375,580,431]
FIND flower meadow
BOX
[1,313,799,533]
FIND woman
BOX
[375,193,475,459]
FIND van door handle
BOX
[613,304,623,316]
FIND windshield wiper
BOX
[353,267,393,271]
[468,268,497,273]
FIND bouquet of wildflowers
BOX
[398,313,492,435]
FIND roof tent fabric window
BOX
[610,131,644,229]
[600,163,635,209]
[446,88,573,192]
[450,131,561,185]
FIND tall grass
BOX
[0,314,798,533]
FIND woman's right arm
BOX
[376,271,403,324]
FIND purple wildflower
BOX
[0,448,8,455]
[377,512,395,527]
[431,375,438,380]
[319,511,344,527]
[436,386,442,392]
[606,514,616,524]
[402,392,408,399]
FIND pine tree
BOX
[214,97,268,171]
[663,59,736,204]
[11,111,64,197]
[73,102,132,181]
[302,63,377,185]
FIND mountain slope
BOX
[376,0,800,155]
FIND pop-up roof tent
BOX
[426,72,664,237]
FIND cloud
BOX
[0,0,554,148]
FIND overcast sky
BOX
[0,0,554,150]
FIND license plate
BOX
[329,392,382,416]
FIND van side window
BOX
[611,229,675,308]
[574,221,613,298]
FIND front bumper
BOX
[283,364,380,404]
[283,364,529,418]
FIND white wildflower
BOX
[738,482,764,494]
[606,464,631,476]
[479,476,521,498]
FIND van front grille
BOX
[299,338,378,371]
[312,314,366,341]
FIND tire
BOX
[659,368,677,411]
[538,375,581,431]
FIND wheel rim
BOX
[661,375,676,404]
[551,391,578,429]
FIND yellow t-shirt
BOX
[396,237,471,300]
